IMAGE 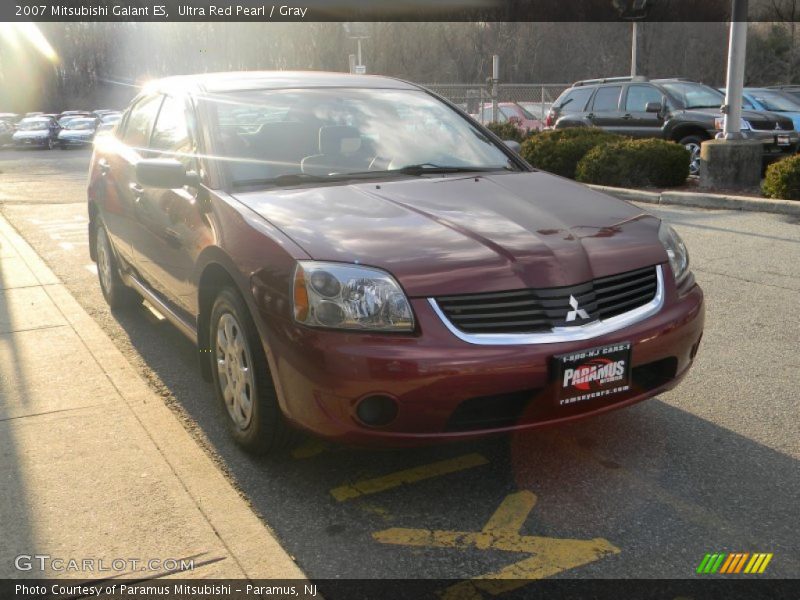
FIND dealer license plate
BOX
[777,134,791,146]
[553,342,632,407]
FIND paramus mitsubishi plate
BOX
[87,71,704,454]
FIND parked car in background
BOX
[57,116,99,148]
[88,71,703,454]
[58,114,89,128]
[12,116,60,149]
[96,112,122,134]
[739,88,800,133]
[0,112,21,124]
[475,102,544,132]
[550,76,798,174]
[0,120,14,145]
[768,85,800,104]
[59,110,91,119]
[518,101,553,122]
[24,111,44,118]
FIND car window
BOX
[592,86,622,112]
[206,88,518,185]
[150,95,194,165]
[625,85,663,112]
[122,95,163,149]
[556,88,593,113]
[750,91,800,112]
[660,82,723,109]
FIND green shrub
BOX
[575,138,690,188]
[520,127,622,179]
[485,121,535,143]
[762,154,800,200]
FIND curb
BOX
[588,184,800,217]
[0,214,306,580]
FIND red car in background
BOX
[475,102,544,132]
[87,71,703,454]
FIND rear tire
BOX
[93,220,141,309]
[210,287,292,455]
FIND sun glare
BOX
[0,22,58,62]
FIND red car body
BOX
[88,72,703,449]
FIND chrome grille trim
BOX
[428,265,665,345]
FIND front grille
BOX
[435,265,658,335]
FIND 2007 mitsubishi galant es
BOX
[88,71,704,454]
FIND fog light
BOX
[356,395,398,427]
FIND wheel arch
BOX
[196,260,241,382]
[670,125,711,143]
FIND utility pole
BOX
[722,0,748,138]
[700,0,761,190]
[614,1,649,77]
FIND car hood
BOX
[233,172,667,297]
[13,130,48,138]
[59,130,93,137]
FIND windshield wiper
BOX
[393,164,511,176]
[232,173,330,188]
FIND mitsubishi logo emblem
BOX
[566,295,590,322]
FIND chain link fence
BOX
[422,83,571,124]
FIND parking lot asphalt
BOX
[1,147,798,590]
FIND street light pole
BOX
[722,0,748,139]
[631,21,638,77]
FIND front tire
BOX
[679,135,707,176]
[93,220,140,309]
[210,287,291,454]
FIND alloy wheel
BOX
[685,142,701,175]
[216,312,255,430]
[96,226,113,295]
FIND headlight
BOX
[293,261,414,331]
[658,222,690,285]
[714,117,750,131]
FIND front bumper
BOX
[58,136,93,146]
[741,129,799,156]
[258,263,705,445]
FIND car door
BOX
[134,94,207,313]
[99,94,164,267]
[620,84,665,137]
[586,85,624,132]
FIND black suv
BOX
[549,77,798,174]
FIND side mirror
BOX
[136,158,198,188]
[503,140,521,153]
[508,116,521,124]
[645,101,663,114]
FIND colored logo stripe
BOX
[697,553,773,574]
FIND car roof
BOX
[147,71,420,95]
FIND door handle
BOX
[129,183,144,197]
[98,159,110,175]
[622,114,633,120]
[586,113,595,120]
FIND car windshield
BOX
[65,119,95,130]
[205,88,517,187]
[17,119,49,131]
[660,82,723,109]
[750,90,800,112]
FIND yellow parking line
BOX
[291,439,329,459]
[330,453,489,502]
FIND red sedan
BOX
[88,72,703,454]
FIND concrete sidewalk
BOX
[0,214,304,580]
